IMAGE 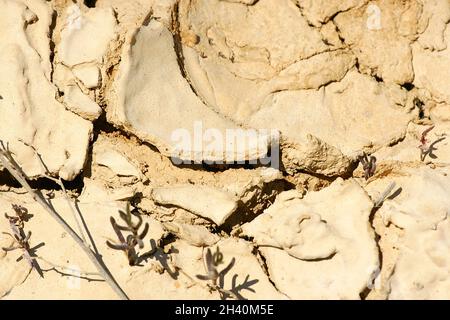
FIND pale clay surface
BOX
[242,179,379,299]
[0,0,449,300]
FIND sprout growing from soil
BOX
[0,140,128,299]
[196,246,232,286]
[106,203,149,266]
[196,246,258,300]
[2,206,41,275]
[358,153,377,180]
[418,125,435,161]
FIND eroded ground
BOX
[0,0,449,299]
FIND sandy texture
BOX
[0,0,449,300]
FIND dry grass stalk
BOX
[0,140,128,300]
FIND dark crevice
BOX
[328,10,345,22]
[172,3,202,101]
[84,0,96,8]
[419,109,425,120]
[292,158,359,185]
[142,10,153,27]
[373,74,383,83]
[48,9,57,82]
[170,133,282,172]
[93,101,281,172]
[0,169,84,193]
[220,179,288,233]
[254,247,290,298]
[413,97,426,119]
[360,198,391,300]
[0,170,20,188]
[88,112,161,172]
[293,2,305,16]
[173,161,277,173]
[92,111,281,174]
[82,140,94,179]
[337,32,346,43]
[255,248,275,285]
[322,38,332,46]
[388,133,407,148]
[61,174,85,194]
[302,251,337,262]
[170,1,246,129]
[401,83,415,91]
[92,113,162,153]
[332,21,346,43]
[92,112,126,139]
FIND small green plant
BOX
[106,203,149,266]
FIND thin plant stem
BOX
[0,141,128,300]
[374,181,396,208]
[18,140,87,243]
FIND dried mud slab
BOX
[250,71,413,157]
[416,0,450,51]
[87,133,287,234]
[292,0,366,27]
[0,0,449,301]
[178,0,356,175]
[151,185,239,226]
[53,4,118,121]
[374,122,449,165]
[364,167,450,299]
[57,5,117,67]
[388,218,450,299]
[0,235,31,298]
[0,187,216,299]
[0,0,92,180]
[413,24,450,105]
[242,179,379,299]
[334,0,420,85]
[108,19,272,163]
[176,0,416,175]
[171,238,288,299]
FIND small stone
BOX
[151,185,238,226]
[95,150,142,178]
[63,84,102,121]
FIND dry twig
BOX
[0,140,128,299]
[373,181,397,208]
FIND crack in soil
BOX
[252,246,291,299]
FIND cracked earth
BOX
[0,0,450,300]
